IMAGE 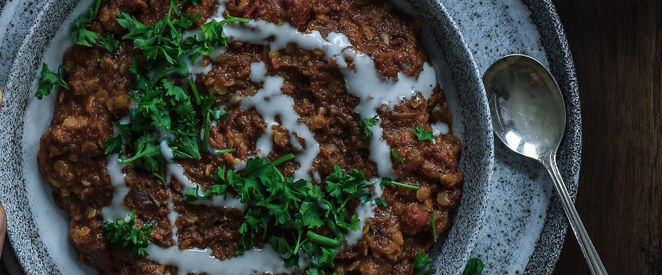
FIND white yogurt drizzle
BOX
[146,244,299,275]
[160,140,175,163]
[101,0,440,272]
[204,16,436,179]
[101,119,132,221]
[344,182,385,246]
[239,61,320,180]
[101,153,130,221]
[431,121,450,136]
[165,163,248,211]
[162,198,300,275]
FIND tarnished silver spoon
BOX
[483,54,607,275]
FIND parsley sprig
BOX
[381,177,419,190]
[106,77,202,182]
[185,184,227,203]
[431,214,438,242]
[189,157,373,273]
[98,33,120,52]
[36,64,70,99]
[213,147,236,155]
[414,251,437,275]
[463,258,485,275]
[71,0,107,47]
[101,3,248,182]
[362,115,379,138]
[413,126,434,141]
[391,148,404,164]
[183,16,249,61]
[103,210,153,258]
[117,8,197,77]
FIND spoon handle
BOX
[541,152,608,275]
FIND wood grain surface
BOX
[550,0,661,274]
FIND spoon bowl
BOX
[483,54,608,275]
[483,54,566,160]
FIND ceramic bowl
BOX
[0,0,494,274]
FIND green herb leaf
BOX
[413,251,437,275]
[171,137,202,160]
[116,7,199,77]
[98,33,119,52]
[71,0,107,47]
[462,258,484,275]
[414,251,433,268]
[381,177,419,190]
[36,63,70,99]
[184,16,249,61]
[213,109,230,120]
[374,198,388,207]
[199,94,216,150]
[300,201,325,229]
[118,134,166,182]
[200,16,249,46]
[103,210,153,258]
[413,126,434,141]
[104,1,246,183]
[362,115,378,138]
[212,147,236,156]
[431,214,438,242]
[317,246,337,269]
[105,135,124,155]
[324,165,372,231]
[391,148,404,164]
[129,57,150,90]
[209,157,371,271]
[184,184,228,203]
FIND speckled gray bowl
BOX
[0,0,493,274]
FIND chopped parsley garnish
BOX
[413,126,434,141]
[381,177,419,190]
[414,251,437,275]
[183,16,250,61]
[36,63,70,99]
[391,148,404,164]
[93,2,248,183]
[117,12,192,80]
[98,33,119,52]
[184,184,227,203]
[38,1,249,185]
[213,148,236,155]
[374,198,388,207]
[199,94,216,150]
[463,258,485,275]
[362,115,379,138]
[169,137,202,160]
[71,0,107,47]
[431,214,438,242]
[213,109,230,120]
[117,134,167,181]
[196,156,372,271]
[103,210,153,258]
[108,76,203,182]
[104,135,124,155]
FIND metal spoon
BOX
[483,54,607,275]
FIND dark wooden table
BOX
[550,0,661,274]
